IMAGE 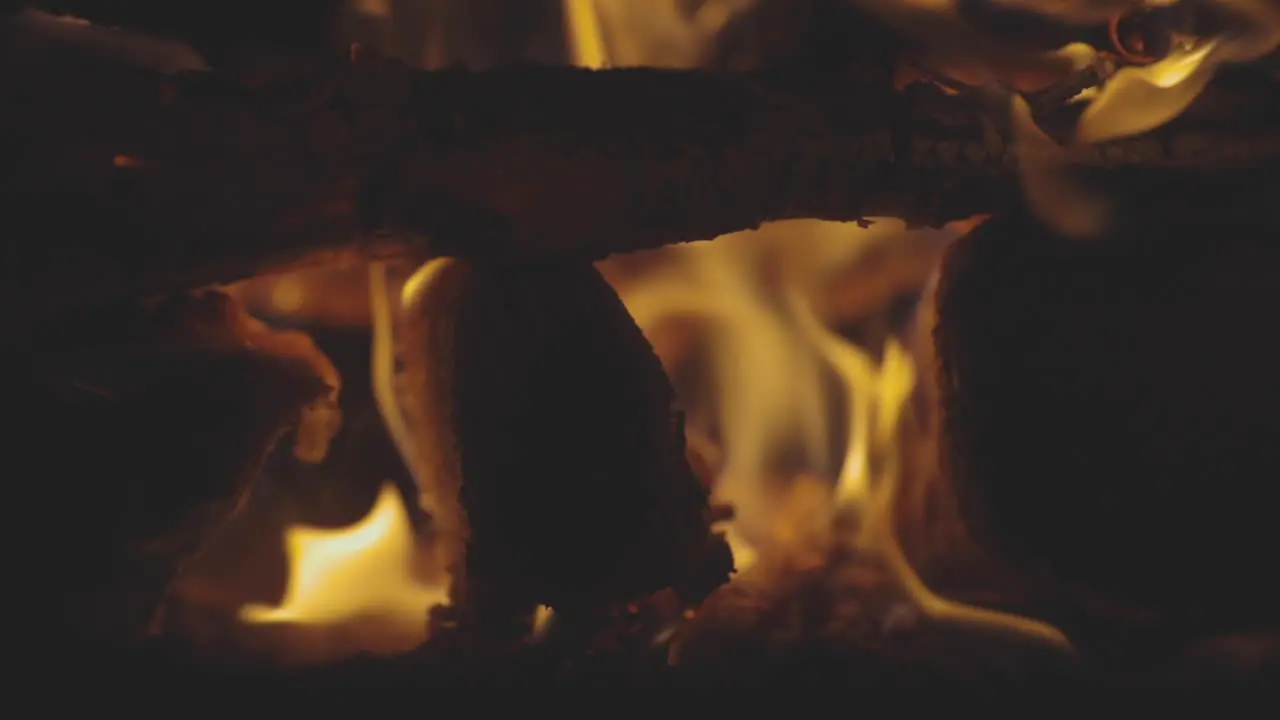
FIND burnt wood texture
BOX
[5,8,1277,323]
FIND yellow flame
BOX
[606,215,1070,651]
[232,263,454,655]
[211,0,1279,662]
[855,0,1280,224]
[578,0,753,68]
[565,0,1072,652]
[618,230,840,561]
[820,332,1069,648]
[1012,91,1111,239]
[563,0,610,69]
[1076,28,1276,144]
[240,482,447,628]
[857,0,1278,92]
[532,605,556,640]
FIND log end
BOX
[934,193,1280,649]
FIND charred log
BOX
[399,258,732,645]
[933,173,1280,660]
[4,12,1277,322]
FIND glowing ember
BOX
[239,483,447,632]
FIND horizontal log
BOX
[4,14,1278,323]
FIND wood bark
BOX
[5,14,1277,323]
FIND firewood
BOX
[32,291,334,649]
[398,258,733,645]
[4,12,1276,321]
[932,175,1280,657]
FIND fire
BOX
[563,0,609,68]
[604,221,1070,650]
[230,0,1072,656]
[569,1,1070,650]
[532,605,556,639]
[239,482,447,638]
[216,0,1271,661]
[1075,29,1274,143]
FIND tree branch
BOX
[5,16,1277,320]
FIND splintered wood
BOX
[398,258,732,642]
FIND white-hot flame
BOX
[1078,27,1278,143]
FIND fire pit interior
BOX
[16,0,1280,687]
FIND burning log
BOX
[932,175,1280,659]
[398,258,732,647]
[34,291,336,650]
[4,10,1278,322]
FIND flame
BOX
[229,262,453,658]
[607,224,1069,649]
[573,1,1071,651]
[854,0,1280,237]
[1077,28,1276,143]
[826,336,1067,647]
[1011,87,1111,239]
[581,0,753,68]
[240,482,447,632]
[564,0,610,68]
